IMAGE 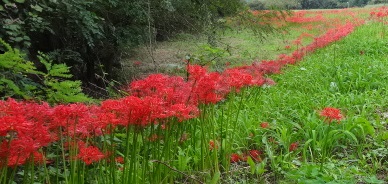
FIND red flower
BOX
[260,122,269,128]
[209,140,218,150]
[319,107,343,123]
[115,156,124,164]
[289,142,298,152]
[230,153,241,163]
[248,150,262,162]
[76,146,105,165]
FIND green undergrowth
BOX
[216,22,388,183]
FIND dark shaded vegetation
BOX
[0,0,247,97]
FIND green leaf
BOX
[342,130,359,144]
[0,5,4,11]
[208,171,220,184]
[364,175,385,184]
[378,132,388,140]
[355,117,375,135]
[14,37,24,42]
[246,156,256,174]
[14,0,25,3]
[0,78,26,98]
[31,4,43,12]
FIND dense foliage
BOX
[0,0,249,97]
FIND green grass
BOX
[215,22,388,183]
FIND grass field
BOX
[219,21,388,183]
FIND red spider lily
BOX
[289,142,299,152]
[209,140,218,150]
[115,156,124,164]
[222,68,254,91]
[256,60,282,74]
[130,74,192,106]
[166,104,199,122]
[287,12,324,23]
[0,99,55,167]
[230,153,241,163]
[187,64,208,82]
[248,150,262,162]
[260,122,269,128]
[31,151,49,165]
[100,96,165,127]
[76,145,105,165]
[190,71,225,104]
[51,103,107,138]
[370,7,388,19]
[319,107,343,123]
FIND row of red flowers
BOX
[0,10,362,167]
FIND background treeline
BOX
[0,0,245,98]
[247,0,386,10]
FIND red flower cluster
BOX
[260,122,269,128]
[319,107,343,123]
[76,145,105,165]
[370,6,388,19]
[230,149,262,163]
[0,99,52,167]
[287,12,324,23]
[230,153,241,163]
[289,142,299,152]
